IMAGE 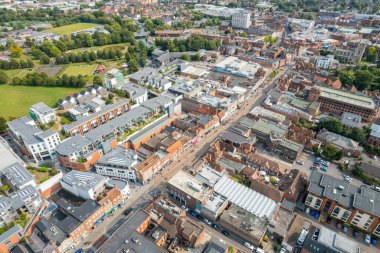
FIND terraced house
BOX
[305,171,380,235]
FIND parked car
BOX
[320,166,328,172]
[371,238,377,246]
[181,205,189,212]
[296,160,304,165]
[203,218,212,226]
[222,230,230,237]
[365,234,371,244]
[310,167,318,171]
[189,210,197,217]
[124,207,133,216]
[344,176,352,183]
[353,230,359,238]
[310,209,316,217]
[305,207,310,215]
[212,223,220,231]
[336,221,342,229]
[244,242,255,251]
[313,163,321,167]
[342,226,347,233]
[196,214,203,220]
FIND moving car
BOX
[244,242,255,251]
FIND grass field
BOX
[60,64,97,76]
[47,23,100,35]
[3,69,33,80]
[37,65,64,77]
[0,85,82,120]
[69,43,128,53]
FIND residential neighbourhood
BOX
[1,1,380,253]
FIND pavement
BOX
[73,69,285,253]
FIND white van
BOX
[256,248,265,253]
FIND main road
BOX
[77,69,286,253]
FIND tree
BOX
[128,58,139,73]
[40,54,50,64]
[318,118,344,134]
[93,76,103,86]
[9,44,23,58]
[323,144,342,161]
[0,71,9,84]
[0,116,7,132]
[181,53,190,61]
[367,46,377,63]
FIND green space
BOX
[0,84,82,120]
[60,64,97,76]
[69,43,128,53]
[27,166,60,184]
[47,23,100,35]
[3,68,34,80]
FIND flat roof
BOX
[319,86,378,109]
[168,170,212,201]
[318,226,361,253]
[0,137,23,169]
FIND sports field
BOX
[0,85,82,120]
[60,64,97,76]
[47,23,100,35]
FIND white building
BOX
[29,102,56,124]
[105,68,125,90]
[95,146,142,182]
[8,117,61,163]
[60,171,107,200]
[232,10,251,29]
[314,56,338,69]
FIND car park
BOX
[244,242,255,251]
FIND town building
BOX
[8,116,61,163]
[29,102,56,124]
[367,124,380,148]
[308,86,379,122]
[316,130,362,157]
[305,171,380,234]
[60,171,108,200]
[340,112,362,129]
[232,10,251,29]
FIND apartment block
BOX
[305,171,380,234]
[29,102,56,124]
[8,117,61,163]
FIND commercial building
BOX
[305,171,380,234]
[316,130,362,157]
[340,112,362,129]
[308,86,379,122]
[232,10,251,29]
[95,146,142,182]
[367,124,380,148]
[214,56,261,79]
[29,102,56,124]
[8,116,61,163]
[219,204,268,246]
[167,170,213,213]
[60,171,108,200]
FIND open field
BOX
[0,85,82,120]
[3,68,33,81]
[60,64,97,76]
[69,43,128,53]
[47,23,100,35]
[37,65,65,77]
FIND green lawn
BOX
[47,23,100,35]
[3,69,33,80]
[0,85,82,120]
[60,64,97,76]
[69,43,129,53]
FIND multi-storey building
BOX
[232,10,251,29]
[305,171,380,234]
[308,86,379,122]
[29,102,56,124]
[367,124,380,148]
[8,116,61,163]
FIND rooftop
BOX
[31,102,53,114]
[55,135,91,156]
[168,170,212,202]
[61,171,106,192]
[97,146,142,168]
[0,137,23,169]
[340,112,362,128]
[370,124,380,139]
[1,162,35,189]
[214,175,279,220]
[318,86,378,109]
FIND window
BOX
[306,195,313,205]
[332,207,341,217]
[314,199,322,209]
